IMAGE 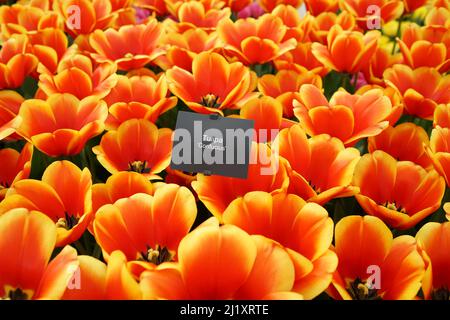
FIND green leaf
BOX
[29,147,51,180]
[16,76,38,99]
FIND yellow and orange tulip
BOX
[416,222,450,299]
[0,161,94,246]
[38,52,118,99]
[0,143,32,200]
[368,123,432,169]
[192,143,289,219]
[0,208,79,300]
[217,14,297,65]
[89,20,165,71]
[273,124,360,204]
[293,84,400,146]
[329,215,426,300]
[103,74,177,129]
[384,65,450,120]
[94,183,196,262]
[258,69,322,118]
[166,52,255,114]
[311,25,379,74]
[353,151,445,229]
[92,119,172,179]
[17,93,107,156]
[223,191,337,299]
[140,219,303,299]
[0,90,24,140]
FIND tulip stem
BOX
[391,15,404,54]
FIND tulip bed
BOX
[0,0,450,301]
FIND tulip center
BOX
[201,94,220,108]
[139,245,173,265]
[383,201,406,214]
[432,287,450,300]
[308,180,321,193]
[2,287,30,300]
[0,181,10,188]
[124,53,134,58]
[128,161,151,174]
[347,278,382,300]
[56,212,79,230]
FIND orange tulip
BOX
[157,28,220,71]
[222,192,337,299]
[238,95,295,142]
[307,12,357,44]
[304,0,339,15]
[140,219,303,299]
[89,20,165,71]
[104,251,143,299]
[270,4,305,41]
[38,52,118,99]
[293,84,400,146]
[355,84,404,124]
[425,7,450,27]
[0,34,38,89]
[226,0,252,12]
[94,184,197,262]
[274,42,328,76]
[433,103,450,128]
[353,151,445,229]
[134,0,168,16]
[339,0,404,30]
[165,0,224,17]
[52,0,115,37]
[217,14,297,65]
[410,24,450,50]
[0,160,94,246]
[28,29,69,74]
[92,171,154,214]
[0,3,63,40]
[416,222,450,299]
[17,93,107,157]
[109,6,137,29]
[384,65,450,120]
[329,215,426,300]
[403,0,428,13]
[368,123,432,170]
[0,90,24,140]
[103,74,177,129]
[92,119,172,179]
[174,1,231,33]
[62,250,146,300]
[0,208,80,300]
[363,45,402,85]
[258,69,322,118]
[0,143,32,200]
[258,0,303,12]
[273,124,360,204]
[192,143,289,219]
[166,52,255,114]
[397,25,450,72]
[312,25,379,74]
[428,126,450,187]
